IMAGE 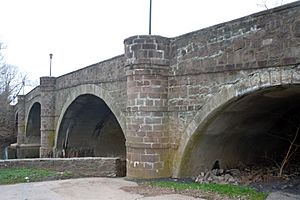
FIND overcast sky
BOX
[0,0,297,86]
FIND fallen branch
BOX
[279,125,299,176]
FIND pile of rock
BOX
[194,165,300,186]
[194,158,300,186]
[195,168,241,185]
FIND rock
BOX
[224,174,233,182]
[212,169,218,176]
[204,172,211,180]
[227,169,241,177]
[228,177,236,183]
[219,169,224,174]
[211,169,225,176]
[195,176,202,183]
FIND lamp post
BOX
[49,53,53,76]
[149,0,152,35]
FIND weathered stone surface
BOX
[12,2,300,179]
[0,157,125,177]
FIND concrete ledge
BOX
[0,157,126,177]
[14,144,40,148]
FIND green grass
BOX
[0,168,73,185]
[149,181,268,200]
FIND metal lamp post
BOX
[149,0,152,35]
[49,53,53,76]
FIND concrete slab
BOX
[267,192,300,200]
[142,194,205,200]
[0,178,203,200]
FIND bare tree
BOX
[267,125,300,176]
[265,113,300,177]
[0,42,26,157]
[257,0,290,9]
[257,0,270,9]
[278,125,299,176]
[0,43,26,102]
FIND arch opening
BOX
[23,102,41,158]
[179,85,300,178]
[56,94,126,160]
[26,103,41,144]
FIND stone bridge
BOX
[13,2,300,178]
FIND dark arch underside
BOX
[26,102,41,142]
[56,94,126,159]
[180,85,300,177]
[22,102,41,158]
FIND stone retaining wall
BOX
[0,157,125,177]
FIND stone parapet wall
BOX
[24,86,40,103]
[55,55,126,90]
[53,55,128,129]
[170,1,300,75]
[0,157,125,177]
[166,2,300,158]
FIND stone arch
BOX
[174,66,300,177]
[24,99,41,126]
[54,84,126,158]
[25,102,41,143]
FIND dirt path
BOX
[0,178,204,200]
[266,192,300,200]
[1,177,299,200]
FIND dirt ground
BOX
[0,178,204,200]
[0,177,300,200]
[121,184,241,200]
[250,176,300,195]
[122,176,300,200]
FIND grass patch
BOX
[0,168,73,185]
[149,181,268,200]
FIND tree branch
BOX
[266,132,300,147]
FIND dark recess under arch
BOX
[56,94,126,160]
[180,85,300,177]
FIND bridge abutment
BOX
[16,95,25,158]
[124,35,173,178]
[40,77,56,157]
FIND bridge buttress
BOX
[124,35,173,178]
[39,77,56,157]
[16,95,25,158]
